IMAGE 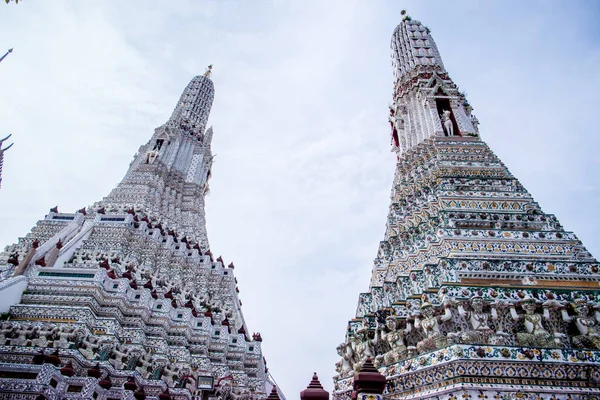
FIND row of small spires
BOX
[45,206,233,266]
[10,242,255,338]
[95,257,259,340]
[300,357,385,400]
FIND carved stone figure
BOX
[146,149,159,164]
[381,316,409,364]
[236,388,252,400]
[30,324,53,348]
[175,289,188,306]
[511,299,554,347]
[161,363,180,388]
[335,342,354,377]
[425,267,439,289]
[53,325,76,349]
[357,296,370,317]
[79,335,102,360]
[109,344,131,370]
[351,328,378,371]
[458,296,494,344]
[182,373,197,394]
[562,300,600,349]
[136,352,155,378]
[0,322,15,346]
[415,302,452,353]
[470,114,479,134]
[441,109,454,136]
[11,323,32,346]
[216,382,236,400]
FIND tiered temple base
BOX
[335,345,600,399]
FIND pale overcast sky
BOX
[1,0,600,397]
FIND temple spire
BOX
[0,66,273,397]
[388,14,477,155]
[334,13,600,400]
[100,73,216,246]
[204,64,213,78]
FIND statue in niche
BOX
[382,316,410,364]
[384,287,396,307]
[510,298,555,347]
[351,328,378,371]
[357,296,371,317]
[146,149,159,164]
[152,139,164,151]
[458,296,494,344]
[425,267,439,289]
[415,302,452,353]
[440,109,454,136]
[335,342,355,377]
[396,279,408,301]
[562,300,600,349]
[409,273,421,295]
[470,114,480,134]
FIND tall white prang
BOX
[0,69,277,400]
[334,13,600,400]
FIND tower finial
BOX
[401,10,406,16]
[204,64,213,78]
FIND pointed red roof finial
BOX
[99,376,112,389]
[158,388,171,400]
[50,206,58,213]
[300,373,329,400]
[87,363,102,378]
[124,376,137,391]
[134,388,147,400]
[60,361,75,377]
[77,207,87,215]
[267,386,281,400]
[352,357,386,395]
